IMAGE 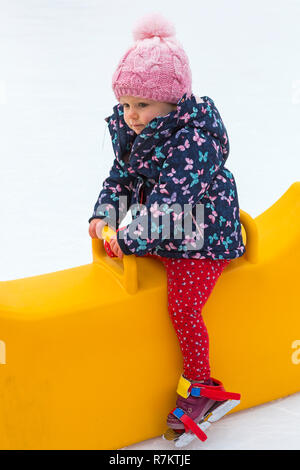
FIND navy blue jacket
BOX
[89,93,246,260]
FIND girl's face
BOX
[119,96,177,134]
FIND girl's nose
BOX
[128,109,138,119]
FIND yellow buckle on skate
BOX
[176,375,192,398]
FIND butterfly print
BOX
[162,192,177,204]
[193,129,207,146]
[184,158,193,170]
[178,139,190,151]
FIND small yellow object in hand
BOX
[101,225,124,259]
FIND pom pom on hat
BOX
[132,12,176,41]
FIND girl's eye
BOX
[123,103,148,108]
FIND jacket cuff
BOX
[88,216,106,224]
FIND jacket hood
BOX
[105,93,229,167]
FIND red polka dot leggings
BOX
[145,254,230,381]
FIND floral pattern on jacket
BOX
[89,93,246,260]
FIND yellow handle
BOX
[91,211,258,294]
[91,225,138,295]
[239,209,259,264]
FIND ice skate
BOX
[163,375,240,448]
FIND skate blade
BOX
[174,399,240,448]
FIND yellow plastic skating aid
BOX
[0,182,299,449]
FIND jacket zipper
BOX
[140,188,144,204]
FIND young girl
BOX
[88,13,245,445]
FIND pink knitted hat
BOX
[112,13,192,104]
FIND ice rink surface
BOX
[122,392,300,450]
[0,0,299,450]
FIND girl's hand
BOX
[89,219,107,239]
[109,235,124,259]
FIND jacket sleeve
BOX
[88,157,135,231]
[117,129,226,255]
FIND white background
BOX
[0,0,299,449]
